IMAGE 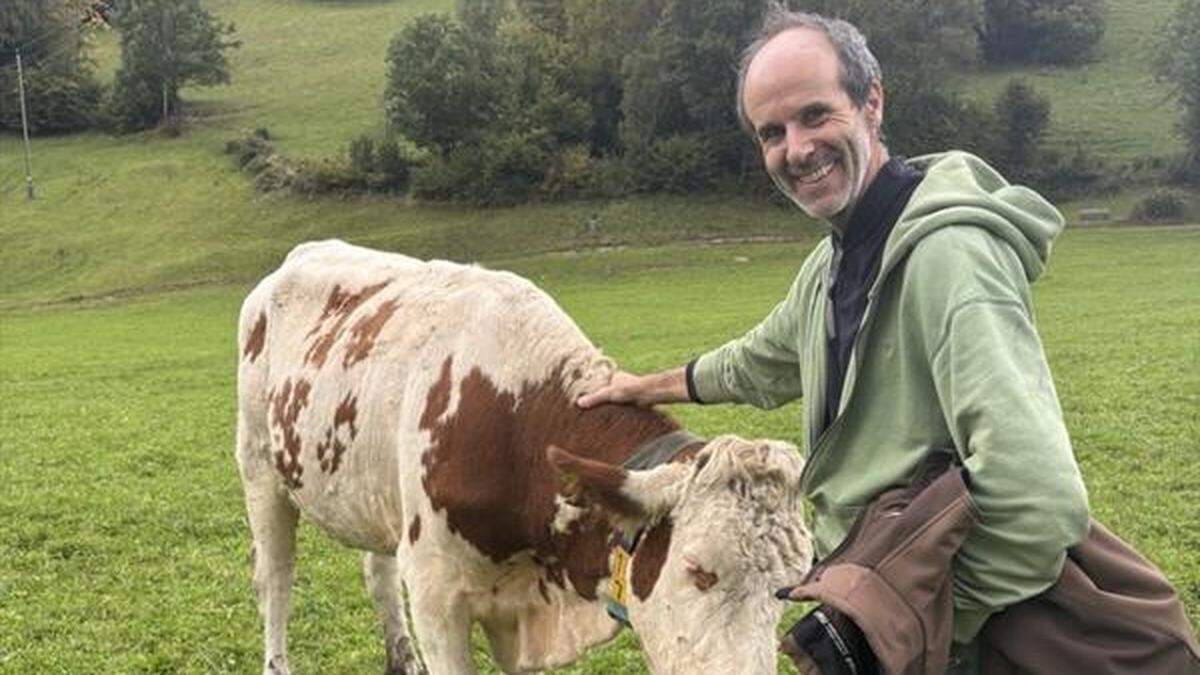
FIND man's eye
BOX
[758,127,783,144]
[803,110,829,126]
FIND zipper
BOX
[799,271,891,492]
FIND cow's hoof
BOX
[265,655,290,675]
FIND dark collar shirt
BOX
[683,157,924,418]
[822,157,923,433]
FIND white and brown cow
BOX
[236,240,813,674]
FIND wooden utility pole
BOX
[15,48,36,200]
[161,7,173,126]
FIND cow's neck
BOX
[418,357,693,602]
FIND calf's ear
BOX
[547,445,689,523]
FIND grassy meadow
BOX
[2,229,1199,673]
[2,0,1200,672]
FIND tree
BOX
[384,13,504,154]
[108,0,238,131]
[981,0,1106,66]
[0,0,103,133]
[1155,0,1200,177]
[994,79,1051,179]
[788,0,984,156]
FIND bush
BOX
[348,135,376,174]
[410,149,473,202]
[291,159,369,196]
[1155,0,1200,180]
[539,144,594,200]
[0,2,105,134]
[886,88,999,158]
[982,0,1106,66]
[994,79,1052,180]
[1132,190,1187,221]
[632,134,718,194]
[1030,145,1106,199]
[376,138,416,191]
[225,134,274,169]
[0,67,103,134]
[476,131,552,205]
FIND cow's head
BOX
[549,435,812,674]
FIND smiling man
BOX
[740,17,887,227]
[578,9,1094,675]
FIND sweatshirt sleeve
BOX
[690,278,805,409]
[914,229,1090,642]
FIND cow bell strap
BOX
[605,429,706,627]
[622,430,706,472]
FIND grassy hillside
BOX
[958,0,1181,161]
[0,0,829,310]
[1,0,1196,313]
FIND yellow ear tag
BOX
[560,472,580,495]
[608,547,632,606]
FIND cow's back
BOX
[236,240,608,554]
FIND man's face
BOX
[742,28,886,225]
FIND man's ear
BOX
[865,79,885,137]
[547,445,690,526]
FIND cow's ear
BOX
[547,445,689,523]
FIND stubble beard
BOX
[776,135,875,228]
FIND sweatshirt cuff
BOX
[684,360,705,404]
[690,351,736,404]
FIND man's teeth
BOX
[794,161,834,184]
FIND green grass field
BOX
[2,0,1199,671]
[2,227,1198,673]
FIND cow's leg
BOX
[363,552,426,675]
[407,583,476,675]
[244,480,299,675]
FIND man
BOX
[577,9,1090,673]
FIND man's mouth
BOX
[790,155,837,185]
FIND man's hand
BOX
[778,604,879,675]
[576,367,690,409]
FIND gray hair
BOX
[735,8,883,135]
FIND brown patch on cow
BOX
[304,281,391,369]
[538,578,552,604]
[243,312,267,363]
[333,393,359,435]
[631,519,673,601]
[687,562,719,591]
[419,355,680,600]
[343,297,400,368]
[408,515,421,544]
[316,393,358,474]
[270,378,311,489]
[419,358,453,429]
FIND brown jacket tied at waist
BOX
[784,456,1200,674]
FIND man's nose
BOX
[784,126,815,165]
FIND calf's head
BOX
[549,435,812,674]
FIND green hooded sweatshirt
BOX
[692,151,1090,643]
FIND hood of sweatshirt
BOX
[880,151,1064,287]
